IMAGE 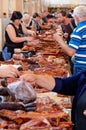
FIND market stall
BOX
[0,23,73,129]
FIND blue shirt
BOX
[69,20,86,68]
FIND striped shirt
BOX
[69,20,86,68]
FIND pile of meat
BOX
[0,96,72,130]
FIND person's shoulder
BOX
[6,23,13,28]
[6,22,15,31]
[70,18,76,28]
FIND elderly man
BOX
[53,5,86,75]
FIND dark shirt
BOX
[30,19,41,33]
[52,71,86,130]
[61,18,76,43]
[76,90,86,130]
[4,23,24,56]
[42,16,48,24]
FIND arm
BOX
[53,71,85,96]
[53,33,76,57]
[20,71,85,96]
[22,24,36,36]
[6,24,34,43]
[20,74,55,90]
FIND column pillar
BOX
[0,1,3,18]
[16,0,23,12]
[28,0,32,15]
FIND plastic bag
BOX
[7,80,37,104]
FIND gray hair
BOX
[73,5,86,18]
[22,13,30,20]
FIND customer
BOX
[57,10,76,43]
[20,70,86,130]
[53,5,86,75]
[56,10,76,75]
[2,11,34,61]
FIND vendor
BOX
[2,11,35,61]
[29,12,42,34]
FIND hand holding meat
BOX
[53,33,65,45]
[20,74,55,90]
[25,36,35,42]
[28,30,36,37]
[0,65,19,78]
[63,32,68,38]
[20,73,37,85]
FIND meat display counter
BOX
[0,27,73,130]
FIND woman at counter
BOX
[2,11,35,61]
[20,71,86,130]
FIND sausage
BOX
[25,106,36,112]
[25,102,36,108]
[0,102,25,111]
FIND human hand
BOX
[30,30,36,37]
[63,33,68,38]
[0,65,20,78]
[83,110,86,116]
[53,33,64,44]
[20,74,55,90]
[20,73,37,85]
[28,30,36,37]
[36,74,55,90]
[25,36,34,42]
